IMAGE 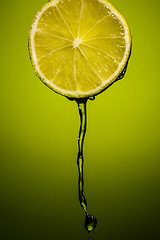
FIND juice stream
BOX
[76,98,97,237]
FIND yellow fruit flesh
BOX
[30,0,131,98]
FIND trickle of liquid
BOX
[76,98,97,236]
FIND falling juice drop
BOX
[85,213,97,232]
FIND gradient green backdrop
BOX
[1,0,160,239]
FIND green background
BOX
[1,0,160,239]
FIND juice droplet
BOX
[85,213,97,233]
[89,96,95,101]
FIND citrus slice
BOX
[29,0,132,98]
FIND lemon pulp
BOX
[29,0,131,98]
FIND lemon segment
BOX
[75,47,102,92]
[29,0,132,98]
[52,47,77,91]
[56,0,83,38]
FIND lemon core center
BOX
[73,38,82,48]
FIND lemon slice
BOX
[29,0,132,98]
